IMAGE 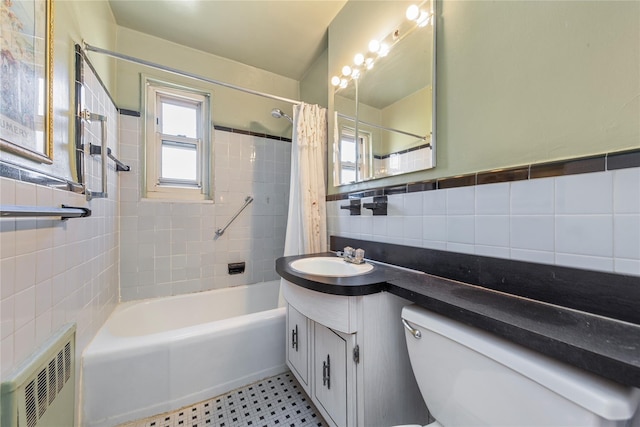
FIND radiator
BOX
[1,323,76,427]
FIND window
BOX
[145,79,211,200]
[338,127,372,184]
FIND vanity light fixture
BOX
[330,1,432,89]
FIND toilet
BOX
[399,305,640,427]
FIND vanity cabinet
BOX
[283,281,429,427]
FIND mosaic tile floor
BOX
[120,371,327,427]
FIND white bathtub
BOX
[81,280,286,427]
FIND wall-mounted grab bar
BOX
[81,109,108,201]
[0,205,92,220]
[89,144,131,172]
[214,196,254,238]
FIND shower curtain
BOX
[279,103,328,305]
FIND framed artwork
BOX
[0,0,54,163]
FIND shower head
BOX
[271,108,293,123]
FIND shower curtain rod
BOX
[337,113,429,142]
[83,42,302,106]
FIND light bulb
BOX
[368,39,380,53]
[339,79,348,89]
[331,76,341,86]
[417,11,430,27]
[406,4,420,21]
[365,57,374,70]
[351,68,360,79]
[342,65,352,76]
[379,43,390,57]
[354,53,364,66]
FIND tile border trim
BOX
[0,159,84,192]
[327,148,640,201]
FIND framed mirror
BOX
[331,0,436,186]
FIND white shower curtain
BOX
[279,103,328,305]
[284,102,328,255]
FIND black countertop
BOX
[276,253,640,389]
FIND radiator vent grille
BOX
[1,324,76,427]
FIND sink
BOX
[289,257,374,277]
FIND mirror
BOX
[331,0,436,186]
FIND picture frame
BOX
[0,0,54,164]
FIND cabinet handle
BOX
[291,325,298,351]
[322,354,331,390]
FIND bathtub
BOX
[81,280,286,427]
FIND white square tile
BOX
[613,168,640,213]
[386,217,404,238]
[510,248,555,265]
[387,194,404,216]
[1,257,15,300]
[371,217,387,236]
[1,177,16,204]
[423,189,446,215]
[613,214,640,259]
[475,216,509,247]
[35,279,52,317]
[555,215,613,257]
[614,258,640,276]
[1,335,14,378]
[511,177,554,215]
[15,181,36,206]
[404,192,423,216]
[446,242,475,255]
[446,216,474,244]
[475,245,510,259]
[13,287,35,332]
[403,217,423,240]
[555,171,612,214]
[14,253,37,294]
[446,187,475,215]
[476,183,510,215]
[422,240,447,251]
[1,296,14,340]
[35,248,53,285]
[423,216,447,242]
[555,253,614,273]
[510,216,555,251]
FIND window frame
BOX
[338,126,372,184]
[144,77,212,201]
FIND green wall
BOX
[114,27,299,138]
[328,0,640,194]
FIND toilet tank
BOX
[401,305,640,427]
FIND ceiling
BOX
[108,0,347,81]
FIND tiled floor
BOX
[120,371,327,427]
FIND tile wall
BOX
[374,146,433,178]
[118,115,291,301]
[0,61,120,379]
[327,168,640,276]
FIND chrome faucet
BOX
[337,246,366,264]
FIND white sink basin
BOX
[290,257,374,277]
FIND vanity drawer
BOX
[282,280,358,334]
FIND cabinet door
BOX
[287,304,309,387]
[314,323,348,427]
